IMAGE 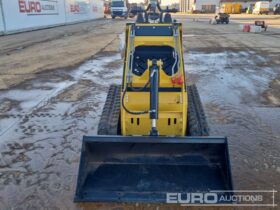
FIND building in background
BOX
[179,0,192,12]
[220,0,279,8]
[180,0,220,13]
[179,0,280,13]
[161,3,180,10]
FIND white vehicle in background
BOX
[111,0,128,19]
[253,1,270,15]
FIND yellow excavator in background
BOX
[75,0,233,203]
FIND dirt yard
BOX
[0,14,280,210]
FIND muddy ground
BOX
[0,15,280,210]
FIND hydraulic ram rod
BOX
[149,59,159,136]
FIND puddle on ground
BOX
[0,53,122,210]
[186,50,280,201]
[0,49,279,209]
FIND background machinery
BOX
[75,0,233,203]
[215,13,230,24]
[274,4,280,15]
[110,0,128,19]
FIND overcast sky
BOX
[129,0,179,5]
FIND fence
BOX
[0,1,4,34]
[0,0,104,34]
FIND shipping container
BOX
[221,3,242,14]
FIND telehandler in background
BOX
[75,0,233,203]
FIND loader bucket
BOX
[74,136,233,203]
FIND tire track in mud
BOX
[0,19,115,57]
[1,38,280,209]
[0,51,123,209]
[0,51,122,135]
[186,49,280,200]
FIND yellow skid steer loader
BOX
[75,0,233,203]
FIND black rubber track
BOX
[187,84,209,136]
[97,85,121,135]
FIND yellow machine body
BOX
[121,23,187,136]
[75,10,233,203]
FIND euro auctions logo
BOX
[19,0,41,13]
[70,3,87,14]
[18,0,59,15]
[70,4,80,13]
[166,190,277,207]
[167,193,218,204]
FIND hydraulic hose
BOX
[122,79,150,115]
